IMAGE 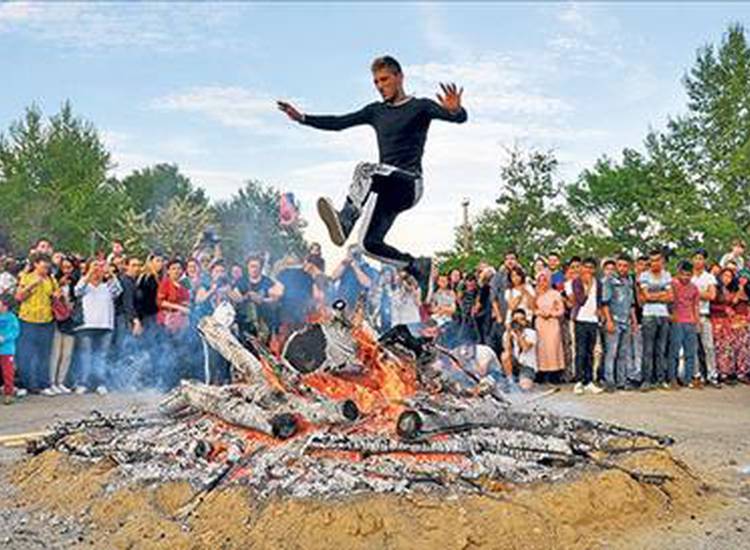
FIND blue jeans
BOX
[669,322,697,384]
[76,329,113,389]
[17,321,55,391]
[603,324,634,388]
[641,316,670,385]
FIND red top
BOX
[156,277,190,326]
[672,278,699,324]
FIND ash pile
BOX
[29,302,675,501]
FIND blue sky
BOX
[2,2,748,262]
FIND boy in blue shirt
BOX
[0,295,21,404]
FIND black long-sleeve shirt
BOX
[302,98,467,175]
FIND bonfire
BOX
[25,300,678,516]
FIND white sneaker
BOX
[573,382,585,395]
[95,385,108,396]
[40,387,57,397]
[74,385,88,395]
[56,384,72,394]
[585,383,604,395]
[15,388,28,398]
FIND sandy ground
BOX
[1,385,749,549]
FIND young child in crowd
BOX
[0,295,21,404]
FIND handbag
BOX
[52,296,72,322]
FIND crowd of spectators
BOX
[1,235,749,405]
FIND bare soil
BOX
[1,385,748,549]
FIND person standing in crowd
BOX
[136,252,164,336]
[669,260,701,388]
[156,259,191,390]
[114,256,144,389]
[49,256,78,394]
[501,308,537,391]
[638,249,673,390]
[73,259,122,395]
[276,255,317,338]
[631,255,649,382]
[369,267,395,332]
[107,239,125,265]
[720,238,745,270]
[15,253,59,394]
[430,274,457,326]
[711,268,750,384]
[308,242,326,274]
[0,295,20,405]
[601,254,637,390]
[236,254,284,343]
[489,251,518,354]
[548,252,565,292]
[571,257,603,395]
[691,249,719,387]
[194,261,234,384]
[0,258,19,296]
[504,266,535,326]
[391,271,422,326]
[473,267,495,344]
[331,244,377,313]
[533,270,565,383]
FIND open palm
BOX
[436,82,463,113]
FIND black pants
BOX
[575,321,599,385]
[351,162,422,268]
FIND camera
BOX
[202,226,221,246]
[510,320,523,331]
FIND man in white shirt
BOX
[571,258,604,395]
[691,249,720,387]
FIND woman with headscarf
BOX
[532,269,565,383]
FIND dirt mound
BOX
[9,448,718,549]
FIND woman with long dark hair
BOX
[711,268,750,383]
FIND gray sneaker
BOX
[317,197,358,247]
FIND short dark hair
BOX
[583,257,597,267]
[616,253,632,263]
[512,307,527,318]
[637,255,649,262]
[167,258,184,270]
[603,259,616,268]
[648,249,663,258]
[246,253,264,266]
[569,256,582,264]
[30,252,51,266]
[371,55,402,75]
[693,248,708,259]
[677,260,693,273]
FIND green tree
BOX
[651,23,750,249]
[214,180,307,265]
[0,102,123,253]
[116,163,208,222]
[117,196,216,258]
[444,148,573,268]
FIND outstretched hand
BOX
[436,82,463,113]
[277,100,304,122]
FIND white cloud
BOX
[151,86,276,130]
[0,2,248,52]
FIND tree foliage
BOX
[447,23,750,267]
[213,180,308,265]
[0,102,121,253]
[117,196,215,258]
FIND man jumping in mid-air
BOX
[277,55,467,291]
